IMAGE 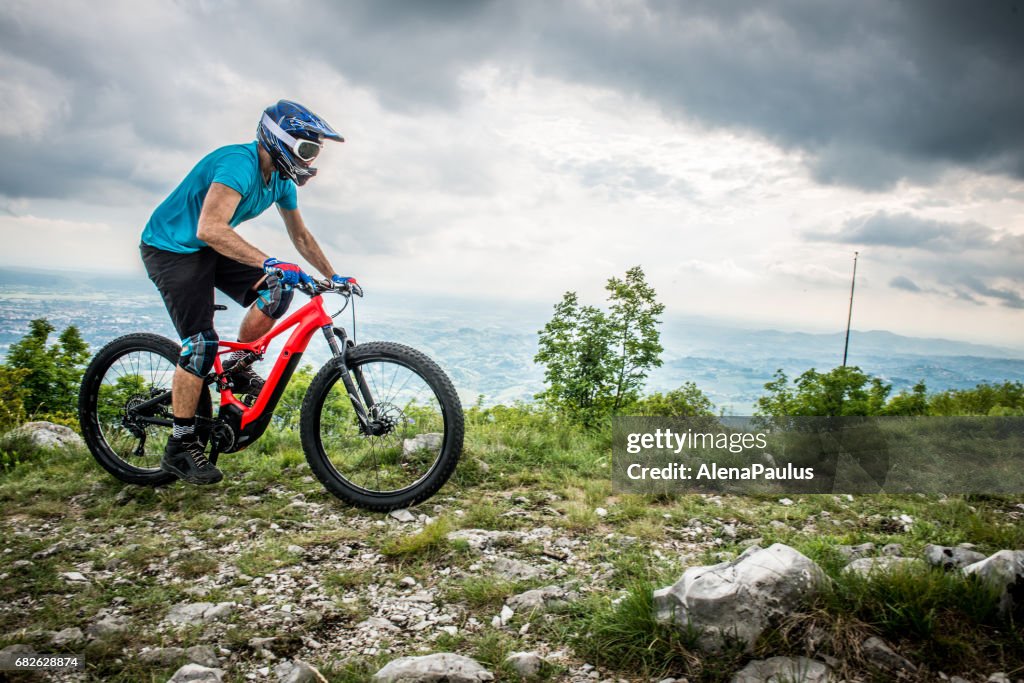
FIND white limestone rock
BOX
[6,421,84,449]
[730,656,831,683]
[372,653,494,682]
[963,550,1024,617]
[164,602,235,626]
[166,664,224,683]
[923,544,986,571]
[653,544,826,652]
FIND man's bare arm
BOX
[196,183,270,268]
[279,206,337,278]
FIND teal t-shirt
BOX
[141,141,297,253]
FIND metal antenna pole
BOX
[842,251,859,367]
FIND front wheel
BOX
[300,341,464,511]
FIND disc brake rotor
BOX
[364,401,403,437]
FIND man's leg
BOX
[221,271,293,396]
[170,366,204,451]
[172,366,205,420]
[238,301,275,343]
[237,272,292,341]
[140,244,223,484]
[222,304,275,397]
[162,327,223,485]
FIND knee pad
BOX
[255,273,293,320]
[179,328,219,377]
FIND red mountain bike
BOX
[78,279,463,511]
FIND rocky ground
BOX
[1,477,715,681]
[1,428,1023,682]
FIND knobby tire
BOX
[79,333,212,486]
[300,341,464,511]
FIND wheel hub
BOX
[364,401,402,436]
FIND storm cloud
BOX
[0,1,1022,345]
[890,275,922,293]
[3,1,1024,200]
[959,276,1024,309]
[811,210,1024,309]
[807,211,1003,252]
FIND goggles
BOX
[291,137,322,162]
[261,113,323,162]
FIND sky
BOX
[1,0,1022,347]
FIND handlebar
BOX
[271,269,363,298]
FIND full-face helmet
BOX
[257,100,344,186]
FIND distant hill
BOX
[0,266,152,295]
[1,266,1021,413]
[657,319,1024,361]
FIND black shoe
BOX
[224,358,265,397]
[161,437,223,485]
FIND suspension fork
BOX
[322,325,378,429]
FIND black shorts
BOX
[140,243,265,339]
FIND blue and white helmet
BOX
[257,100,344,186]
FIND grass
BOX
[457,500,516,530]
[819,564,1019,670]
[571,582,728,680]
[171,551,220,578]
[443,577,528,611]
[379,517,455,560]
[235,540,304,576]
[0,411,1022,682]
[571,564,1023,681]
[324,568,376,592]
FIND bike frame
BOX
[214,294,334,429]
[212,291,356,453]
[125,285,374,454]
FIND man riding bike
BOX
[141,100,357,486]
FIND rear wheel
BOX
[78,333,213,486]
[300,341,464,511]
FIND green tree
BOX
[757,369,797,417]
[755,366,892,417]
[56,326,90,410]
[535,292,614,426]
[0,367,30,431]
[928,381,1024,416]
[274,364,315,430]
[606,266,665,411]
[6,319,60,415]
[883,381,929,416]
[756,367,934,417]
[5,318,89,417]
[632,382,715,417]
[535,266,664,426]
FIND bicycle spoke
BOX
[316,357,447,494]
[82,335,222,488]
[93,348,181,470]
